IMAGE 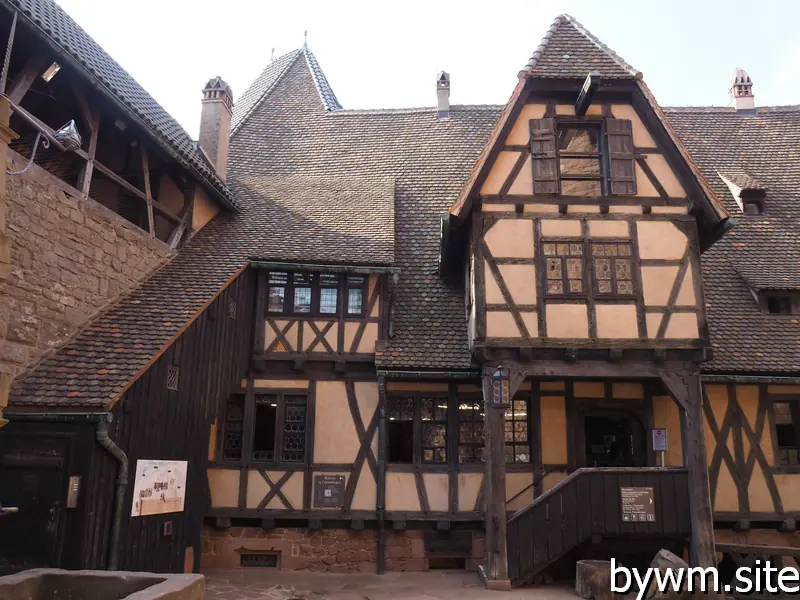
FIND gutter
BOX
[250,260,400,276]
[4,411,128,571]
[701,374,800,385]
[376,369,480,380]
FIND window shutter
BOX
[530,118,559,195]
[605,118,636,195]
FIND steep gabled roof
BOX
[521,14,640,80]
[1,0,238,210]
[232,46,341,135]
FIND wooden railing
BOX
[506,467,691,587]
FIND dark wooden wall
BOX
[81,267,256,572]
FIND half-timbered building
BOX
[2,4,800,589]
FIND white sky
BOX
[56,0,800,139]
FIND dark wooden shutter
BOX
[530,118,559,195]
[605,118,636,195]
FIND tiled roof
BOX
[720,171,767,191]
[2,0,237,209]
[665,105,800,373]
[521,14,640,80]
[232,47,341,135]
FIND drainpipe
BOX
[96,417,128,571]
[376,375,387,574]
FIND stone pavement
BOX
[203,569,579,600]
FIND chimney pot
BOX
[729,67,755,111]
[199,76,233,182]
[437,70,450,119]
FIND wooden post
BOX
[7,55,47,105]
[376,375,387,574]
[169,181,195,250]
[660,368,716,569]
[140,147,155,238]
[480,367,512,590]
[77,111,99,198]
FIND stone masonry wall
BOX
[201,527,485,573]
[0,150,173,378]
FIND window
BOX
[387,395,448,464]
[543,241,584,296]
[591,242,634,296]
[775,402,800,466]
[743,201,763,215]
[762,293,799,315]
[265,271,369,316]
[505,399,530,464]
[219,392,307,464]
[458,397,485,464]
[531,117,636,197]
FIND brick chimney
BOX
[729,68,755,111]
[437,71,450,119]
[199,76,233,182]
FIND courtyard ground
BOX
[203,570,578,600]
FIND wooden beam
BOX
[575,71,601,116]
[7,55,48,105]
[77,109,99,198]
[68,78,94,132]
[140,147,155,238]
[660,368,716,570]
[168,181,195,249]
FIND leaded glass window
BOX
[592,243,634,296]
[282,395,307,462]
[505,399,530,464]
[542,240,585,297]
[222,397,244,461]
[458,398,485,464]
[421,398,447,464]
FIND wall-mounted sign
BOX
[66,475,81,508]
[620,486,655,522]
[314,475,345,507]
[652,428,668,452]
[131,459,187,517]
[490,366,511,408]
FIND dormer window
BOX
[761,292,799,315]
[743,200,763,215]
[531,117,636,197]
[266,271,367,316]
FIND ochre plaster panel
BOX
[355,382,379,459]
[458,473,483,512]
[545,304,589,338]
[314,381,360,463]
[521,312,539,338]
[487,311,520,338]
[555,104,601,116]
[776,475,800,511]
[481,151,520,195]
[246,470,303,510]
[568,205,601,214]
[485,262,504,304]
[458,384,482,393]
[524,204,559,214]
[541,219,581,238]
[664,313,699,339]
[675,269,697,306]
[423,473,449,512]
[714,465,739,512]
[540,381,565,391]
[352,462,377,511]
[588,220,629,238]
[540,396,567,464]
[265,320,299,352]
[645,154,686,197]
[748,464,775,513]
[641,266,679,306]
[573,382,605,398]
[651,206,688,215]
[484,219,534,258]
[500,264,537,305]
[356,322,378,354]
[386,473,421,511]
[612,383,644,399]
[652,395,683,466]
[251,379,309,389]
[645,313,663,338]
[506,473,534,511]
[769,385,800,395]
[634,163,659,197]
[610,104,656,147]
[506,104,547,145]
[158,175,185,215]
[482,204,516,212]
[508,156,533,195]
[208,469,239,508]
[636,221,688,260]
[595,304,638,339]
[542,472,567,493]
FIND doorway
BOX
[584,413,647,467]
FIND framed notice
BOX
[314,474,345,507]
[131,459,187,517]
[620,486,656,522]
[652,428,668,452]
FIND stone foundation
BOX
[201,526,485,573]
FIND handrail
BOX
[506,466,561,507]
[508,466,686,523]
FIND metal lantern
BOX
[490,365,511,409]
[53,119,82,152]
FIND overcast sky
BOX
[56,0,800,139]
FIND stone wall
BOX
[200,526,485,573]
[0,149,173,378]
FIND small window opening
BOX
[767,296,792,315]
[228,299,237,319]
[240,553,279,568]
[775,402,800,466]
[41,62,61,82]
[166,366,179,391]
[252,395,277,461]
[388,397,414,463]
[428,556,466,570]
[743,201,763,215]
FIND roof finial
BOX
[303,30,308,50]
[270,47,275,63]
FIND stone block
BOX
[7,313,39,345]
[0,341,27,365]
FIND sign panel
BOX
[652,428,668,452]
[620,486,656,522]
[131,459,187,517]
[314,474,346,507]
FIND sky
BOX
[55,0,800,139]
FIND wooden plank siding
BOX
[80,267,256,572]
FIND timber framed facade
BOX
[2,5,800,588]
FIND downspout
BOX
[96,417,128,571]
[376,375,387,574]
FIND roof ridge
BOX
[231,49,302,135]
[302,46,342,112]
[521,13,641,79]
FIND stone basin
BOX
[0,569,204,600]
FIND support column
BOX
[660,367,716,568]
[480,369,510,590]
[376,375,387,574]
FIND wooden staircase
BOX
[506,467,691,587]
